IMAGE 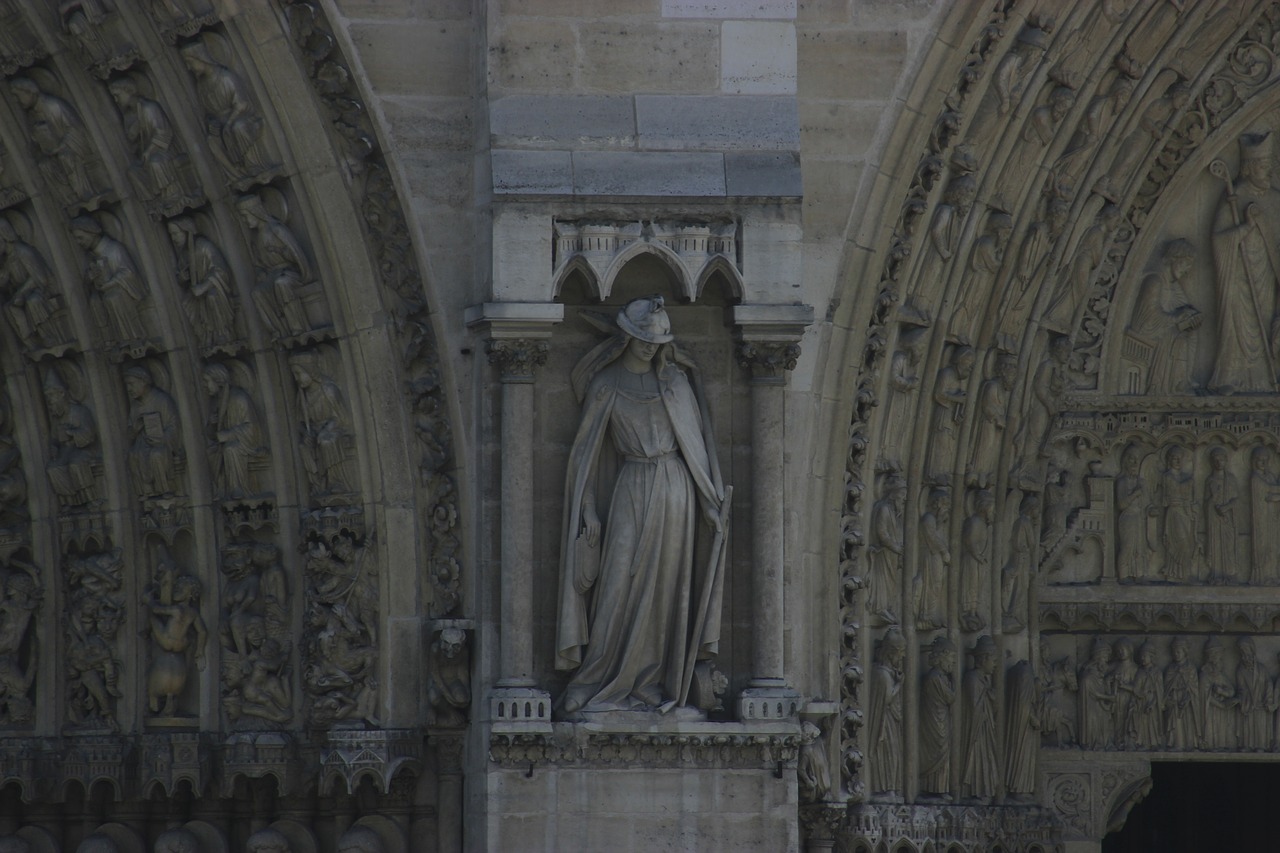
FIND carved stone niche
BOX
[427,621,471,729]
[58,0,140,78]
[122,360,186,507]
[143,541,207,723]
[201,359,272,517]
[107,72,204,219]
[552,217,743,302]
[7,72,112,213]
[0,210,74,360]
[72,213,158,360]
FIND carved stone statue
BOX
[992,17,1052,116]
[1131,641,1163,750]
[926,345,974,484]
[1157,444,1195,582]
[1104,80,1191,198]
[1200,636,1234,750]
[915,488,949,630]
[555,297,728,717]
[59,0,137,73]
[1250,446,1280,584]
[124,364,182,498]
[1004,658,1038,798]
[1164,636,1200,750]
[951,210,1012,343]
[71,216,148,346]
[1110,637,1137,750]
[1203,447,1239,585]
[1077,637,1115,750]
[202,363,264,500]
[866,472,906,627]
[913,174,976,312]
[1001,198,1069,346]
[221,541,292,727]
[797,720,831,803]
[1013,336,1069,481]
[304,536,378,725]
[108,76,198,216]
[237,193,317,339]
[0,558,40,726]
[1000,492,1039,633]
[968,352,1016,489]
[9,76,106,209]
[180,40,275,186]
[1209,132,1280,394]
[0,219,71,351]
[878,327,924,468]
[145,554,207,716]
[960,489,994,632]
[168,217,236,351]
[1043,204,1121,334]
[1236,636,1269,751]
[1115,446,1149,583]
[1038,637,1077,747]
[1054,79,1133,191]
[64,550,124,730]
[427,626,470,728]
[43,369,98,508]
[288,352,354,502]
[960,635,997,800]
[919,636,956,798]
[866,627,905,796]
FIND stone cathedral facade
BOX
[0,0,1278,850]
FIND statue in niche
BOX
[919,636,956,798]
[168,217,237,351]
[1131,641,1164,750]
[960,635,998,801]
[968,352,1016,489]
[951,210,1013,344]
[1038,637,1077,747]
[1013,335,1070,485]
[1128,238,1200,395]
[1054,77,1134,191]
[878,327,924,469]
[992,16,1052,117]
[1077,637,1115,750]
[960,488,994,632]
[1169,4,1251,79]
[222,597,293,725]
[915,487,950,630]
[866,627,905,796]
[1203,447,1239,585]
[556,297,728,717]
[1209,132,1280,394]
[304,535,378,725]
[0,558,40,726]
[237,193,320,340]
[427,626,470,728]
[1121,0,1187,74]
[43,369,99,507]
[1250,446,1280,584]
[925,345,974,485]
[1199,636,1234,751]
[145,552,207,716]
[180,40,276,187]
[797,720,832,803]
[913,173,976,313]
[1237,636,1269,751]
[0,218,71,351]
[8,76,106,210]
[1005,657,1038,799]
[1042,465,1071,547]
[1110,638,1138,750]
[70,215,148,346]
[1164,636,1200,750]
[1043,203,1121,334]
[1157,444,1196,582]
[1005,85,1075,187]
[1002,197,1070,347]
[288,351,354,502]
[1115,445,1150,583]
[108,77,199,217]
[202,362,265,500]
[59,0,137,73]
[866,472,906,627]
[1104,79,1191,199]
[64,551,124,729]
[1000,492,1039,633]
[124,364,182,498]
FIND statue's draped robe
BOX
[1210,183,1280,392]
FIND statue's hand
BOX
[582,504,601,548]
[702,500,723,534]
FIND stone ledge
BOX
[635,95,799,150]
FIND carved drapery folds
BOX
[304,533,378,727]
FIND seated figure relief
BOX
[168,217,239,352]
[123,363,183,499]
[237,192,330,341]
[71,215,151,352]
[108,76,202,218]
[42,367,100,509]
[9,76,109,211]
[221,542,292,727]
[59,0,138,75]
[0,217,72,354]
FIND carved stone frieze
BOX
[140,732,209,797]
[220,540,292,729]
[485,338,549,383]
[842,802,1060,851]
[488,723,805,770]
[318,728,422,795]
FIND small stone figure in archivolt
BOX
[557,296,730,718]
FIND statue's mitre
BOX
[1241,131,1272,161]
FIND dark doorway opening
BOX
[1104,762,1280,851]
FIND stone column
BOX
[733,304,812,719]
[466,303,562,728]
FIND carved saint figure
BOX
[914,175,976,312]
[1004,657,1038,798]
[556,297,728,716]
[1157,444,1195,582]
[919,636,956,798]
[43,370,98,507]
[968,353,1016,489]
[1110,637,1138,749]
[1164,636,1200,750]
[1000,492,1039,633]
[951,210,1013,343]
[237,193,316,339]
[797,720,831,803]
[168,217,236,350]
[960,489,994,632]
[180,41,273,183]
[71,216,148,345]
[108,77,194,215]
[1077,637,1115,750]
[9,76,103,208]
[0,219,70,351]
[1043,204,1121,334]
[427,626,470,728]
[1002,198,1069,345]
[1038,637,1077,747]
[867,473,906,626]
[124,365,182,498]
[65,552,124,729]
[960,635,998,800]
[202,363,264,500]
[915,488,950,630]
[289,352,354,501]
[1203,447,1239,584]
[1250,446,1280,584]
[926,345,974,484]
[1014,337,1070,483]
[879,327,923,468]
[0,559,40,726]
[1237,636,1269,751]
[1115,446,1149,583]
[866,628,905,796]
[1131,642,1164,750]
[1210,133,1280,394]
[145,556,207,716]
[1198,636,1233,751]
